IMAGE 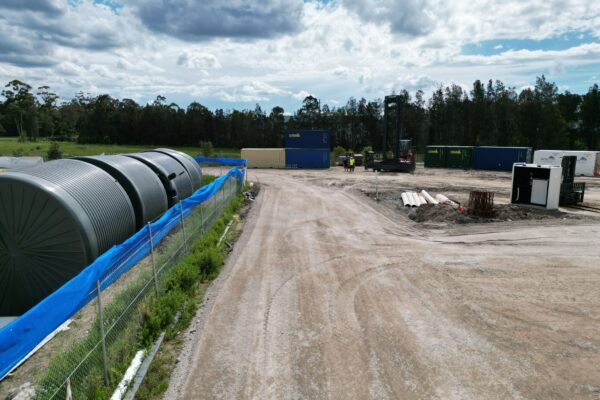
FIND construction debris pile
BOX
[397,189,575,224]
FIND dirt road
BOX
[167,168,600,399]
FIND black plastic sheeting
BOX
[0,159,136,315]
[74,155,168,229]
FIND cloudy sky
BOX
[1,0,599,112]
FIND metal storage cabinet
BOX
[74,155,168,229]
[445,146,473,169]
[285,130,330,149]
[473,146,532,171]
[241,148,286,168]
[285,148,330,169]
[424,146,446,168]
[511,164,562,209]
[0,159,136,315]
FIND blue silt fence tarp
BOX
[0,159,245,380]
[194,156,247,166]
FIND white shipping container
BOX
[241,148,286,168]
[533,150,600,177]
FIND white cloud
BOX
[214,80,286,103]
[333,66,350,77]
[292,90,312,100]
[0,0,599,111]
[177,51,221,69]
[494,44,504,50]
[129,0,303,41]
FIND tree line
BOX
[1,76,599,152]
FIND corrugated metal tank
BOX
[241,148,286,168]
[424,146,446,168]
[0,159,136,315]
[285,148,330,169]
[73,155,168,229]
[445,146,474,169]
[285,130,331,149]
[473,146,532,171]
[153,148,203,191]
[126,152,193,206]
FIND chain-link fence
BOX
[35,175,241,399]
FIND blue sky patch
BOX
[462,31,598,56]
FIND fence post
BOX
[147,223,159,296]
[179,201,189,253]
[213,191,217,220]
[96,280,110,386]
[200,203,205,234]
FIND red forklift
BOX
[365,95,416,172]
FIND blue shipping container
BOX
[285,148,330,169]
[473,146,532,171]
[285,130,330,149]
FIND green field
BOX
[0,137,240,159]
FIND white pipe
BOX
[413,192,421,207]
[401,192,410,207]
[409,192,419,207]
[415,192,424,207]
[418,193,427,205]
[436,194,459,208]
[435,194,450,203]
[407,192,415,207]
[218,220,234,247]
[421,190,438,205]
[111,350,145,400]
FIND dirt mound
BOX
[409,204,471,223]
[409,203,573,224]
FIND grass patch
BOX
[0,137,240,159]
[135,188,247,399]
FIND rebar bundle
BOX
[468,191,495,217]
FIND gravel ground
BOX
[166,166,600,400]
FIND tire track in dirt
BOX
[167,168,600,400]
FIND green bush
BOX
[46,142,63,160]
[198,247,223,279]
[361,145,373,155]
[139,189,242,346]
[140,290,186,346]
[165,260,198,293]
[332,145,347,165]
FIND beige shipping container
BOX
[241,148,286,168]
